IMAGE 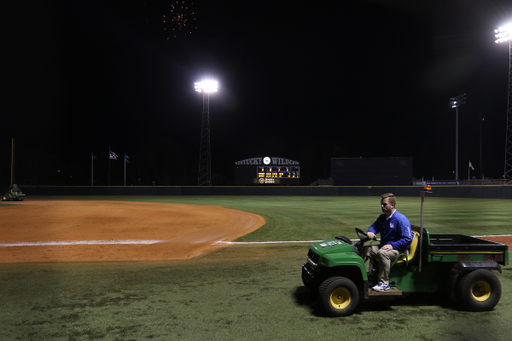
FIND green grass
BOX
[1,248,512,340]
[1,196,512,340]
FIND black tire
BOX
[456,269,501,311]
[318,276,359,317]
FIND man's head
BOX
[380,193,396,217]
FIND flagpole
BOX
[10,138,15,188]
[91,153,93,186]
[124,153,126,187]
[108,146,111,186]
[468,161,475,181]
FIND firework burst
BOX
[163,1,197,39]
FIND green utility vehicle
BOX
[302,225,509,316]
[2,185,25,201]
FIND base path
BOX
[0,200,266,263]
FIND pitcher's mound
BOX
[0,200,265,263]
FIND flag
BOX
[109,150,118,160]
[469,161,475,170]
[125,154,129,163]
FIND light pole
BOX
[449,93,466,181]
[194,80,218,186]
[495,24,512,183]
[480,117,484,179]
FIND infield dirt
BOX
[0,200,266,263]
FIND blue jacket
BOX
[368,210,412,251]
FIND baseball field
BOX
[1,195,511,340]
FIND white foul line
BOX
[0,240,162,247]
[215,234,512,245]
[214,240,325,245]
[1,235,510,248]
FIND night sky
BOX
[3,0,512,187]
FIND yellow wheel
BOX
[319,276,359,316]
[330,287,352,309]
[471,280,491,302]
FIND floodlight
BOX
[194,79,219,186]
[495,23,512,183]
[449,93,465,109]
[449,93,466,181]
[495,24,512,43]
[194,80,218,93]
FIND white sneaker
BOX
[372,283,390,291]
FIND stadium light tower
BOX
[194,80,218,186]
[495,24,512,183]
[449,93,466,181]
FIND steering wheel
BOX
[355,227,370,242]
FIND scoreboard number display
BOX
[257,166,300,179]
[235,156,300,185]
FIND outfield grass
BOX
[1,196,512,340]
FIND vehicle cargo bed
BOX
[429,234,508,252]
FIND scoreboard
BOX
[235,156,300,185]
[257,166,300,179]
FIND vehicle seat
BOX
[392,230,419,267]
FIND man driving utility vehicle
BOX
[363,193,412,292]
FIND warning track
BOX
[0,200,265,263]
